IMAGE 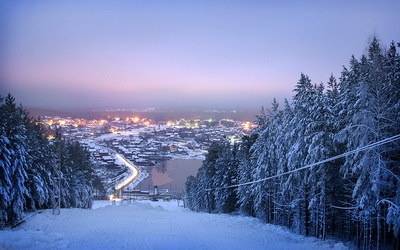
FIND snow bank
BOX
[0,231,68,249]
[0,200,347,249]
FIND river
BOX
[136,159,202,193]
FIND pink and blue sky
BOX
[1,0,399,110]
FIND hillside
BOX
[0,200,347,249]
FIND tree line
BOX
[184,37,400,249]
[0,94,94,228]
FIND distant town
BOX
[39,115,257,194]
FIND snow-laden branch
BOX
[206,133,400,191]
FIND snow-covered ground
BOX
[0,200,347,250]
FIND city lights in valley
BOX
[242,122,256,131]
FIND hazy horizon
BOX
[1,0,399,110]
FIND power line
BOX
[205,133,400,191]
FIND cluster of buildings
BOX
[42,116,254,146]
[41,115,256,192]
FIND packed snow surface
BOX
[0,200,347,250]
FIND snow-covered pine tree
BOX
[0,95,12,228]
[183,175,197,210]
[286,73,314,235]
[56,139,94,209]
[194,170,208,212]
[236,134,258,217]
[303,81,341,239]
[323,75,345,239]
[382,41,400,243]
[67,141,94,209]
[249,99,280,223]
[335,37,400,248]
[0,94,29,226]
[183,38,400,249]
[0,94,96,227]
[213,142,238,213]
[249,117,271,222]
[185,142,224,213]
[274,99,294,227]
[201,142,223,213]
[334,57,361,241]
[24,116,56,211]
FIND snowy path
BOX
[0,200,347,250]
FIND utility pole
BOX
[53,127,62,215]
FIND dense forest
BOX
[184,37,400,248]
[0,94,94,228]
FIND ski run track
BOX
[0,200,348,250]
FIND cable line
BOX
[205,133,400,191]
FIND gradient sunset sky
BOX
[1,0,399,110]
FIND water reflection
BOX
[156,161,168,174]
[138,159,202,193]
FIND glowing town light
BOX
[108,193,121,201]
[133,117,140,123]
[242,122,251,130]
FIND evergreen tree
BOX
[383,41,400,242]
[24,117,56,211]
[236,134,257,217]
[0,93,95,227]
[184,38,400,248]
[0,94,29,226]
[213,142,238,213]
[286,73,315,235]
[0,95,11,228]
[250,99,280,223]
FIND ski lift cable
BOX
[205,133,400,191]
